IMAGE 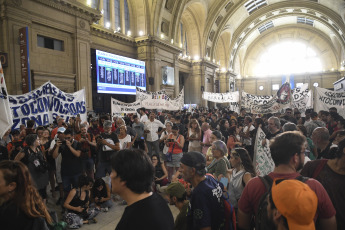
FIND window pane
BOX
[103,0,110,27]
[37,35,45,48]
[114,0,120,29]
[124,0,130,32]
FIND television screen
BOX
[96,50,146,95]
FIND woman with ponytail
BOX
[0,160,52,230]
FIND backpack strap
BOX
[312,159,328,179]
[259,175,273,192]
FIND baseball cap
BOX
[272,179,318,230]
[166,182,186,199]
[180,151,206,170]
[57,127,66,133]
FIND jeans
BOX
[95,161,112,179]
[62,174,81,194]
[146,140,160,157]
[133,140,145,151]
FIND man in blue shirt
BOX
[179,151,225,230]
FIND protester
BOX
[0,160,53,229]
[166,182,189,230]
[52,128,82,199]
[228,147,255,209]
[51,117,65,139]
[206,130,224,165]
[165,124,185,181]
[201,122,212,156]
[267,179,318,230]
[92,178,113,211]
[18,134,49,203]
[63,175,98,228]
[206,140,230,180]
[237,131,336,230]
[110,149,174,230]
[312,127,332,159]
[144,111,166,157]
[74,124,96,180]
[301,138,345,230]
[179,151,226,230]
[305,111,326,137]
[95,120,120,179]
[151,154,169,189]
[187,119,202,152]
[7,129,24,160]
[117,125,132,150]
[132,114,145,151]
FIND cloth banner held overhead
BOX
[111,98,142,115]
[202,91,240,113]
[9,82,87,130]
[136,87,184,110]
[291,83,313,115]
[242,82,292,114]
[315,87,345,118]
[253,127,275,176]
[0,62,13,137]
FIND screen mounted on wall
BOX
[96,50,146,95]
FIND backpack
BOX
[255,175,308,230]
[207,173,236,230]
[222,191,237,230]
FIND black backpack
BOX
[255,175,308,230]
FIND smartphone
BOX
[141,136,145,140]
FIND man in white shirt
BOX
[240,116,255,158]
[144,111,166,157]
[139,108,148,123]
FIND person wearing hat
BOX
[95,120,120,179]
[267,179,318,230]
[52,128,82,203]
[179,151,225,230]
[88,117,101,137]
[166,182,189,230]
[48,126,66,205]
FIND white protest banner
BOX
[203,91,240,113]
[136,87,184,110]
[253,127,275,176]
[111,98,142,115]
[242,82,291,114]
[292,84,313,115]
[315,87,345,118]
[0,62,13,137]
[9,82,86,130]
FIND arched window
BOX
[114,0,120,30]
[124,0,130,33]
[254,41,322,76]
[103,0,110,28]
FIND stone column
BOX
[74,17,92,109]
[174,56,180,97]
[99,0,104,27]
[120,0,126,34]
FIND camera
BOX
[167,139,175,142]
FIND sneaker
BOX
[101,207,109,212]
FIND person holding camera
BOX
[52,128,82,200]
[95,120,120,179]
[165,124,185,181]
[75,124,97,180]
[15,134,49,203]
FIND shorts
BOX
[166,152,183,168]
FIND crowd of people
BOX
[0,105,344,230]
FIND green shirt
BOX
[174,201,189,230]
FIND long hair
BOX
[233,147,256,176]
[0,160,52,224]
[189,119,201,133]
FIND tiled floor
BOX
[47,192,179,230]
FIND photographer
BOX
[75,124,96,180]
[95,120,120,178]
[52,128,82,199]
[15,134,49,203]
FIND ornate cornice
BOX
[135,36,183,54]
[31,0,101,23]
[91,24,135,44]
